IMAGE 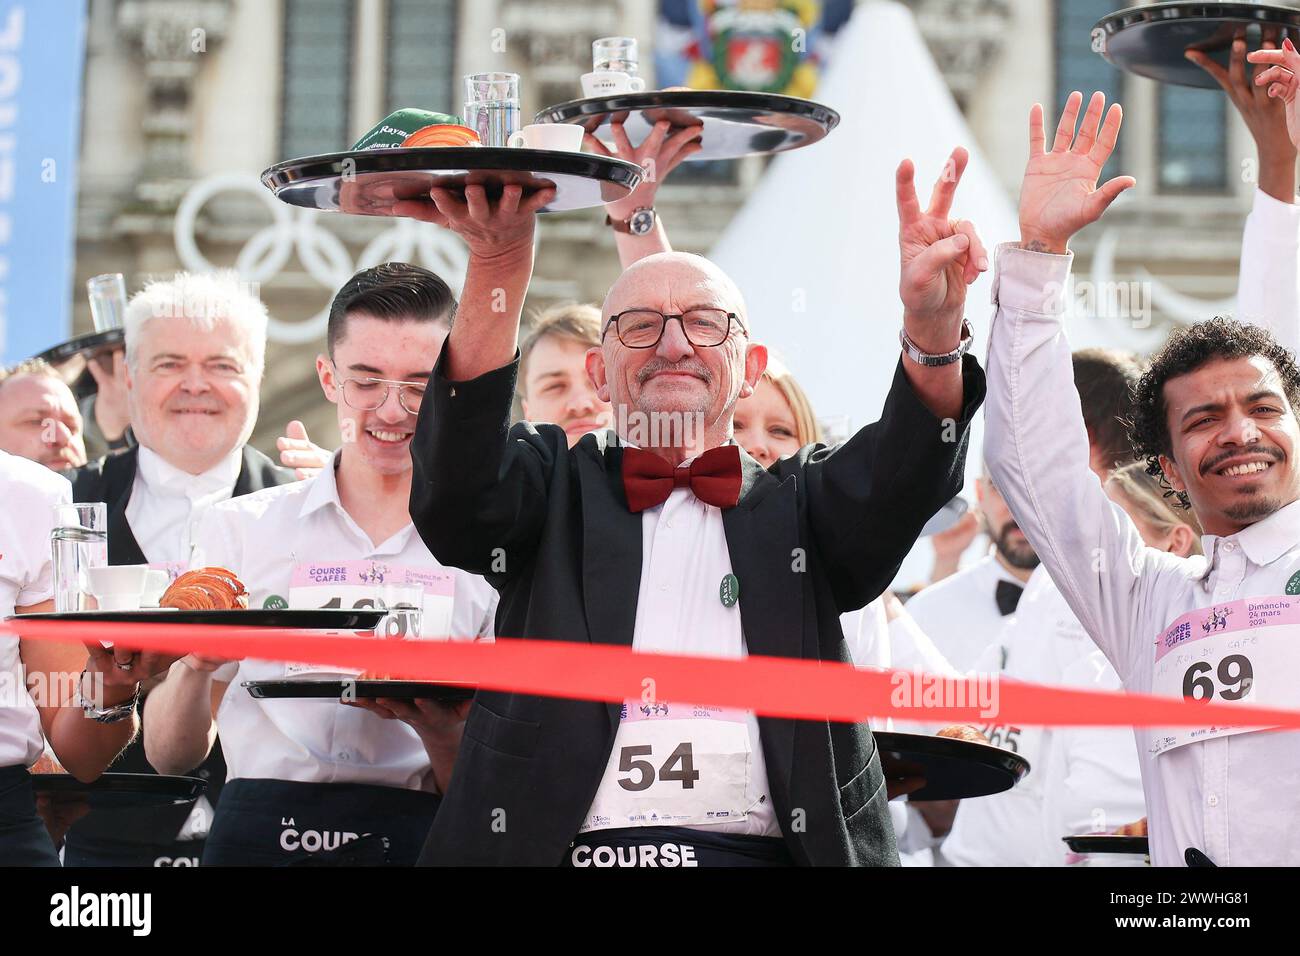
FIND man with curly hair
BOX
[1129,317,1300,522]
[985,88,1300,867]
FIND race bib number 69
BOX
[1150,597,1293,754]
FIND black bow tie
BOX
[996,579,1024,617]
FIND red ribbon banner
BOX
[8,617,1300,730]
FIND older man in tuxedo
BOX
[407,150,987,866]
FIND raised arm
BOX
[793,150,988,611]
[1191,33,1300,351]
[1190,33,1297,204]
[896,147,988,419]
[587,119,702,268]
[405,183,564,577]
[1238,186,1300,355]
[984,93,1167,680]
[394,183,554,381]
[1211,36,1300,353]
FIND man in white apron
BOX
[144,263,497,865]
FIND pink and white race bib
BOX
[283,560,456,677]
[1149,596,1296,755]
[580,701,753,833]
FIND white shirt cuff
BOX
[990,242,1074,316]
[1250,185,1300,224]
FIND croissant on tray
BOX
[935,724,990,744]
[161,567,249,611]
[1114,818,1148,837]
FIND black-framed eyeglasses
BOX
[339,376,426,414]
[604,308,743,349]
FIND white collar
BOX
[1203,497,1300,568]
[299,450,345,518]
[985,551,1029,586]
[298,450,415,552]
[137,444,243,501]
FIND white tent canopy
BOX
[710,0,1019,585]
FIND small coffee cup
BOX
[580,71,646,98]
[507,123,585,152]
[86,564,150,611]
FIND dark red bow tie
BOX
[621,444,743,513]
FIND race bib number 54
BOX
[580,704,753,833]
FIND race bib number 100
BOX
[1150,596,1297,755]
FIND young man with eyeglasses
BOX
[143,263,497,866]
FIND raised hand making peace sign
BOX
[896,146,987,351]
[1019,91,1136,254]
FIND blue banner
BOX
[0,0,87,365]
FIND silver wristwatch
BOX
[899,320,974,367]
[606,206,656,236]
[75,670,140,723]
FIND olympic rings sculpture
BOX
[173,174,469,345]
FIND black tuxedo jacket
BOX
[64,443,292,846]
[410,351,985,866]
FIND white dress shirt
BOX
[192,459,498,790]
[902,553,1024,672]
[1237,186,1300,356]
[941,565,1093,866]
[842,598,958,678]
[984,237,1300,866]
[0,452,71,768]
[1039,649,1146,867]
[583,477,780,838]
[840,598,956,865]
[126,444,243,567]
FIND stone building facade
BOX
[70,0,1260,451]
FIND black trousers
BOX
[202,778,440,866]
[62,831,205,867]
[0,764,59,867]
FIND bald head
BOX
[602,252,749,330]
[588,252,766,459]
